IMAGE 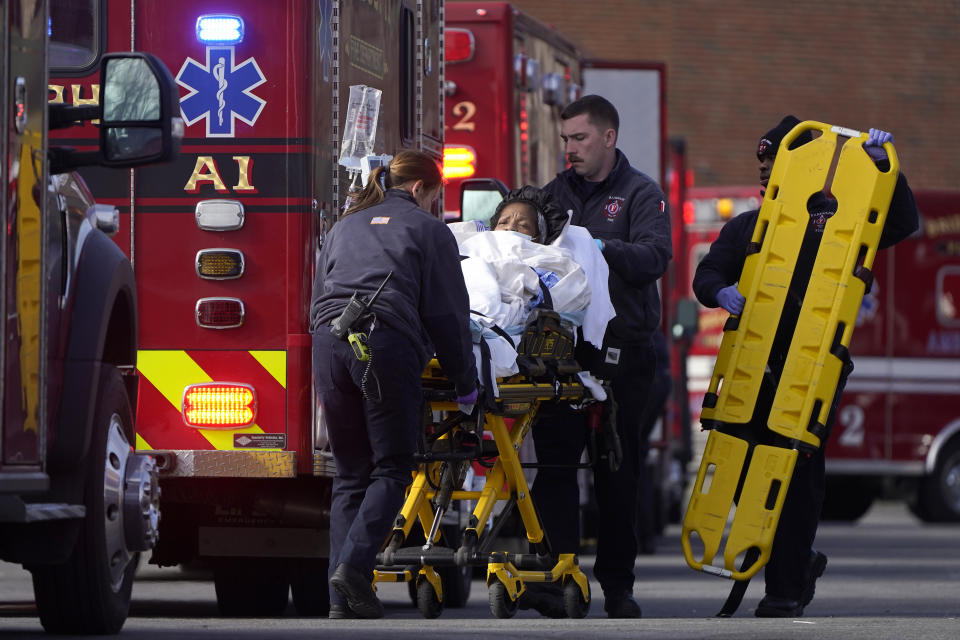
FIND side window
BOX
[50,0,102,74]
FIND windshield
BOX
[50,0,100,71]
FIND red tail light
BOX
[182,383,256,428]
[445,28,475,63]
[443,145,476,180]
[196,297,244,328]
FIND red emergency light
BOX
[445,28,475,64]
[196,297,244,329]
[182,383,256,428]
[443,145,477,179]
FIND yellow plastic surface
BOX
[687,121,899,582]
[682,431,797,581]
[721,444,797,579]
[768,132,899,447]
[703,125,836,425]
[702,121,898,443]
[681,431,749,573]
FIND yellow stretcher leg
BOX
[375,371,591,618]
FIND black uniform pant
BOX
[530,343,656,595]
[763,358,853,600]
[313,327,423,606]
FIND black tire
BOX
[821,475,877,522]
[31,366,137,634]
[437,522,473,609]
[214,560,289,617]
[416,578,443,619]
[912,440,960,522]
[407,577,418,606]
[438,563,472,608]
[562,577,590,619]
[488,580,518,619]
[290,558,330,617]
[401,524,472,608]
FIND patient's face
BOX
[494,203,539,240]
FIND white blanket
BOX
[448,221,616,383]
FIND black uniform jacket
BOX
[309,190,477,395]
[544,149,672,345]
[693,169,919,309]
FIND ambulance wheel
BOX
[563,578,590,619]
[913,440,960,522]
[31,366,138,634]
[290,558,329,616]
[416,578,444,618]
[488,580,518,618]
[214,560,289,616]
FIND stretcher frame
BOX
[373,359,592,619]
[682,121,900,587]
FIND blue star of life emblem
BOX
[176,46,266,137]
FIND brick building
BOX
[457,0,959,191]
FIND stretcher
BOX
[372,313,594,619]
[681,121,900,610]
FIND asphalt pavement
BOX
[1,500,958,638]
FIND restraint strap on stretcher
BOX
[478,328,509,411]
[472,277,554,408]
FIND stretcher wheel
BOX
[416,578,443,619]
[563,578,590,619]
[488,580,518,619]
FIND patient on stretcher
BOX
[448,186,615,387]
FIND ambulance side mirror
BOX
[459,178,509,227]
[48,52,182,174]
[99,53,183,167]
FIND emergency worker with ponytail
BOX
[309,150,478,619]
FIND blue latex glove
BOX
[865,128,893,162]
[455,388,478,414]
[594,238,604,251]
[716,285,745,315]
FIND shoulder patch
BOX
[370,216,391,225]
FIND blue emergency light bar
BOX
[196,15,244,44]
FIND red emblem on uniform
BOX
[603,196,625,222]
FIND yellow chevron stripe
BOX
[250,350,286,387]
[137,350,266,450]
[136,433,152,451]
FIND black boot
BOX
[603,589,642,618]
[329,563,384,619]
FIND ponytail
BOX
[343,166,390,216]
[343,149,442,216]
